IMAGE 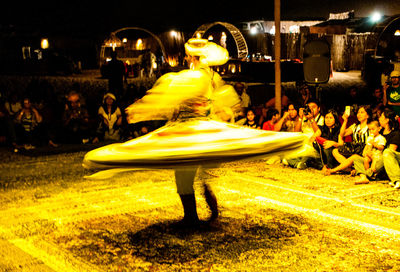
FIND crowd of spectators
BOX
[238,69,400,189]
[1,68,400,188]
[0,83,156,152]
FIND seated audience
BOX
[382,109,400,189]
[383,70,400,118]
[362,120,386,175]
[262,108,280,131]
[4,93,22,119]
[234,82,251,112]
[62,91,91,144]
[265,90,290,109]
[313,109,341,170]
[295,100,325,134]
[276,103,300,132]
[284,100,324,169]
[369,86,384,112]
[14,97,43,149]
[329,119,385,182]
[243,108,260,129]
[326,105,372,175]
[93,93,122,143]
[295,83,312,107]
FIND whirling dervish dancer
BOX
[83,39,309,227]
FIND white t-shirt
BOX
[366,134,386,158]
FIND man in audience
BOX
[62,91,91,144]
[383,70,400,117]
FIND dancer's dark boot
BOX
[177,194,200,227]
[204,183,218,222]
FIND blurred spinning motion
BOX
[83,39,308,227]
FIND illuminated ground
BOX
[0,148,400,271]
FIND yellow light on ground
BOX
[41,38,49,49]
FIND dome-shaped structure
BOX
[193,22,248,59]
[100,27,167,66]
[371,15,400,59]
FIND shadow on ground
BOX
[126,215,301,264]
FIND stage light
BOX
[370,12,382,23]
[250,27,258,35]
[41,38,49,49]
[136,39,143,50]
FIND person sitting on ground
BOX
[14,97,43,149]
[243,108,260,129]
[134,125,149,138]
[383,70,400,118]
[381,109,400,189]
[262,108,280,131]
[93,93,122,143]
[369,86,384,117]
[295,99,325,134]
[295,83,312,107]
[265,89,290,109]
[283,101,324,170]
[312,109,341,170]
[4,93,22,119]
[234,82,251,112]
[363,120,386,175]
[62,91,91,144]
[258,103,268,128]
[350,109,399,185]
[325,105,372,175]
[345,86,364,106]
[273,103,300,132]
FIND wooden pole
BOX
[274,0,282,114]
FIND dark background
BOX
[1,0,399,34]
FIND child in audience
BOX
[363,120,386,174]
[243,108,260,129]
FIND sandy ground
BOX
[0,149,399,271]
[1,70,395,271]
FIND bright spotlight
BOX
[41,38,49,49]
[250,27,258,35]
[371,12,382,23]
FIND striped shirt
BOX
[351,124,369,143]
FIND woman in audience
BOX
[93,93,122,143]
[324,105,372,175]
[313,109,341,170]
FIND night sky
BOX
[1,0,399,34]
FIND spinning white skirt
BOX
[83,119,308,172]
